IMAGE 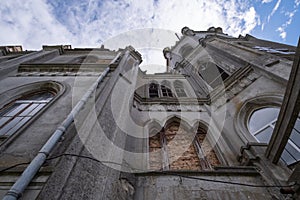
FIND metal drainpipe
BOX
[3,66,111,200]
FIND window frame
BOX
[0,81,64,145]
[198,61,230,89]
[161,80,174,98]
[160,85,173,97]
[0,91,56,138]
[234,95,284,144]
[247,107,300,166]
[173,80,187,98]
[148,82,160,98]
[148,81,175,98]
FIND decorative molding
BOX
[133,99,205,112]
[16,63,111,76]
[18,63,108,73]
[238,142,267,166]
[16,71,102,77]
[210,66,260,109]
[233,94,283,145]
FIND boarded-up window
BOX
[166,124,201,170]
[149,122,220,170]
[196,127,220,167]
[149,133,162,170]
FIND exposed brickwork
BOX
[149,134,162,170]
[197,132,220,167]
[166,125,201,170]
[149,124,220,170]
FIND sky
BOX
[0,0,299,73]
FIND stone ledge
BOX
[135,166,260,176]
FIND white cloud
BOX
[278,30,287,39]
[267,0,281,22]
[0,0,259,47]
[276,0,300,40]
[262,0,273,3]
[277,27,286,39]
[0,0,74,49]
[0,0,260,73]
[261,23,265,31]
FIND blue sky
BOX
[0,0,299,73]
[251,0,300,45]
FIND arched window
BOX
[179,44,193,58]
[161,81,173,97]
[248,107,300,166]
[198,62,229,89]
[0,91,55,137]
[149,121,220,170]
[149,83,159,98]
[174,80,187,97]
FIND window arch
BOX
[179,44,193,58]
[174,80,187,97]
[148,119,220,170]
[161,80,173,97]
[248,107,300,166]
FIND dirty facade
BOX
[0,27,299,199]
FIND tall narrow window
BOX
[166,123,203,170]
[0,91,55,137]
[198,62,229,89]
[149,122,220,170]
[149,83,159,98]
[161,81,173,97]
[248,107,300,166]
[180,44,193,58]
[174,80,187,97]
